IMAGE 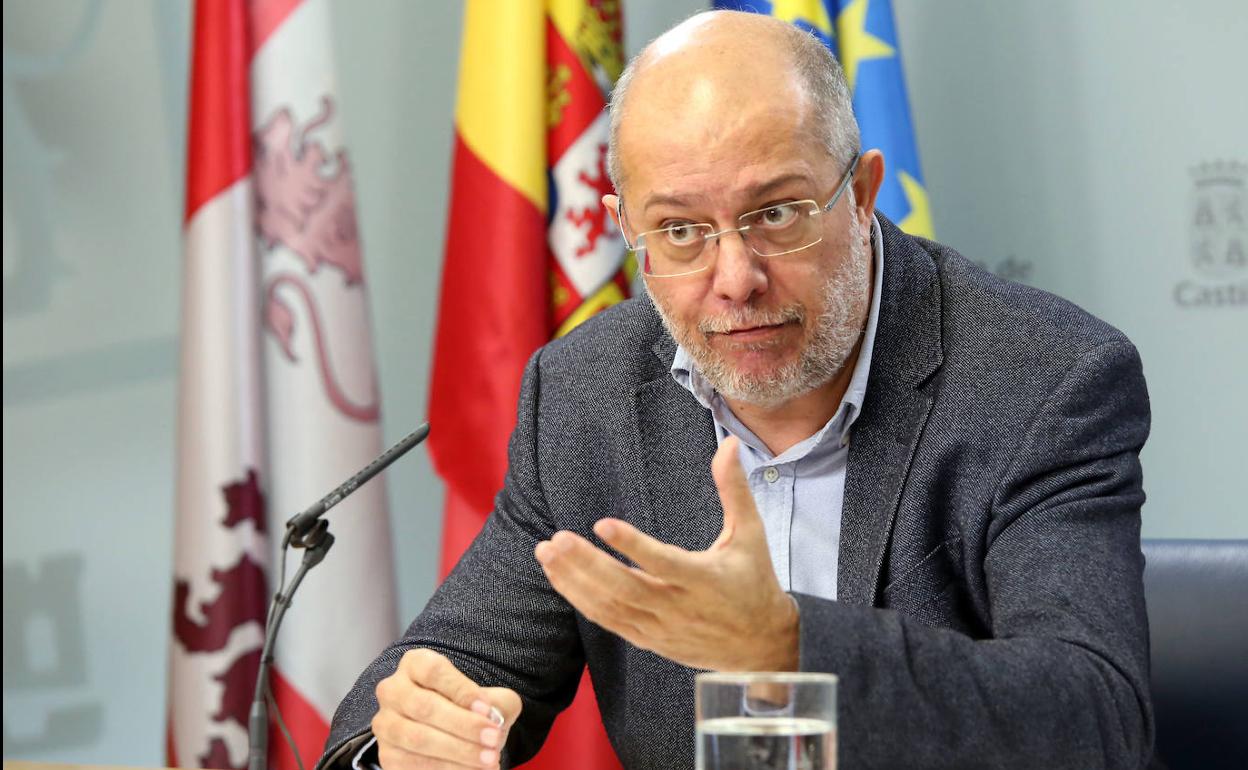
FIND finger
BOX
[535,531,664,629]
[593,518,695,579]
[539,531,665,602]
[479,686,523,729]
[711,436,764,547]
[376,676,499,747]
[372,710,498,769]
[399,649,486,711]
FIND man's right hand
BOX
[372,649,522,770]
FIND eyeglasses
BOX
[619,153,860,279]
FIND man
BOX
[321,11,1153,770]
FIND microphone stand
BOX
[248,423,430,770]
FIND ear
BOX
[852,149,886,237]
[602,194,622,230]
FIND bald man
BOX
[320,12,1153,770]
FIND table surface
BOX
[5,762,181,770]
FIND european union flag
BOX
[712,0,933,238]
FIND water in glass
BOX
[697,716,836,770]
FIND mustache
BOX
[698,304,806,334]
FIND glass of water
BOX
[696,672,837,770]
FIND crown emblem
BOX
[1188,159,1246,281]
[1190,160,1248,186]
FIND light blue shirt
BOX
[670,217,884,601]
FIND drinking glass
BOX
[695,672,837,770]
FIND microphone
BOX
[250,421,431,770]
[286,422,430,547]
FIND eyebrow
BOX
[641,173,816,214]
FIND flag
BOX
[713,0,934,238]
[428,1,633,767]
[168,2,397,769]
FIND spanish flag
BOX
[714,0,934,238]
[428,2,632,768]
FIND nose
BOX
[709,230,769,304]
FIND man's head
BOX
[606,12,860,194]
[603,11,885,409]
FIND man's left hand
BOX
[533,436,799,672]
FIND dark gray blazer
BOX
[322,216,1154,769]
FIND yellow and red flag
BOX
[428,1,632,767]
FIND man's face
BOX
[612,72,873,408]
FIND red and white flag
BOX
[168,2,396,769]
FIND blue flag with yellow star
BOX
[712,0,932,238]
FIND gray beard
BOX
[650,231,871,409]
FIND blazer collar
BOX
[632,363,721,552]
[837,213,943,605]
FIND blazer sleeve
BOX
[792,339,1154,770]
[318,349,585,770]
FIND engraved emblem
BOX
[1175,160,1248,308]
[1190,160,1247,279]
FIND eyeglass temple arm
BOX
[823,153,862,211]
[616,199,638,250]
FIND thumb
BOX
[711,436,764,548]
[479,686,522,730]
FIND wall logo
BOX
[3,554,103,755]
[1176,160,1247,308]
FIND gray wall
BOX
[3,0,1244,764]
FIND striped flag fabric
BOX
[168,2,397,769]
[713,0,934,238]
[427,1,633,768]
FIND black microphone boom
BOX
[286,422,430,547]
[249,421,430,770]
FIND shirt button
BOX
[763,467,780,483]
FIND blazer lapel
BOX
[838,216,944,607]
[631,336,722,552]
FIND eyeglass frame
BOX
[617,152,862,279]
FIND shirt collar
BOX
[671,214,885,441]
